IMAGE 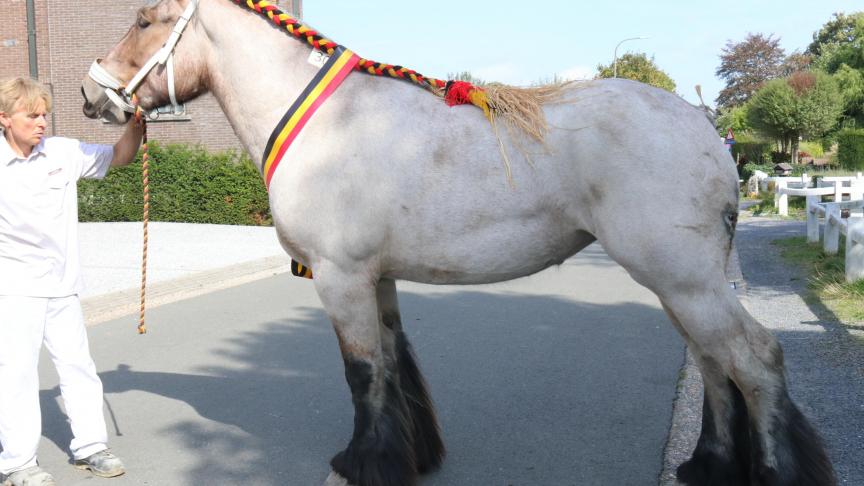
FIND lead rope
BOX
[133,95,149,334]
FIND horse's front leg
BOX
[315,266,417,486]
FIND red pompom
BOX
[444,81,476,106]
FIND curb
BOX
[81,254,291,326]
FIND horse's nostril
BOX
[82,102,98,118]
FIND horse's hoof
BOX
[323,471,351,486]
[676,453,748,486]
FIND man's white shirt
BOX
[0,135,113,297]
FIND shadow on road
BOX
[40,288,683,486]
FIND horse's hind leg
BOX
[597,222,835,486]
[314,267,416,486]
[377,279,445,473]
[662,289,835,486]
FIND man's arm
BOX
[110,119,145,167]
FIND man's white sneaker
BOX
[1,466,56,486]
[74,450,125,478]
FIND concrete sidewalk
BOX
[79,222,291,325]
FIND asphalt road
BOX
[34,243,684,486]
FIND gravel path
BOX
[661,215,864,485]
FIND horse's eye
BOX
[137,17,151,29]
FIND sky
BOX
[302,0,862,108]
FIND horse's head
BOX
[81,0,209,124]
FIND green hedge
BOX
[78,143,271,225]
[837,129,864,171]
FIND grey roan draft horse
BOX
[80,1,836,485]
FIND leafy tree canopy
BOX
[809,12,864,73]
[716,105,751,135]
[716,33,786,108]
[781,52,813,76]
[807,12,864,57]
[833,64,864,124]
[747,71,844,162]
[595,53,676,92]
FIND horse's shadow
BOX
[39,289,682,486]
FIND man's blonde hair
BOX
[0,77,52,115]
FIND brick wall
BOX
[0,0,302,151]
[0,1,32,82]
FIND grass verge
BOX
[772,236,864,326]
[744,192,807,218]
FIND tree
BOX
[807,12,864,124]
[807,12,864,57]
[781,52,813,76]
[716,104,751,135]
[833,64,864,125]
[447,71,486,86]
[715,33,786,108]
[747,71,844,163]
[808,12,864,73]
[595,53,676,92]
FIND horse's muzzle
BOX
[80,77,131,125]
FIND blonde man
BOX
[0,77,142,486]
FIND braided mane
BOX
[230,0,575,145]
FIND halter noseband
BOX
[87,0,198,117]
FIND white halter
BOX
[87,0,198,116]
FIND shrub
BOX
[78,142,271,225]
[837,129,864,170]
[732,141,773,165]
[799,141,825,158]
[741,162,773,181]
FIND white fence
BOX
[774,172,864,217]
[806,197,864,282]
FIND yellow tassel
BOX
[468,89,492,121]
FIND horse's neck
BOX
[199,0,323,166]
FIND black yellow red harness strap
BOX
[262,46,359,189]
[263,46,359,279]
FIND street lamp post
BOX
[613,36,649,78]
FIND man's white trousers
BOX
[0,295,108,475]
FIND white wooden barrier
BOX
[776,172,864,216]
[816,172,864,203]
[806,198,864,282]
[760,173,810,193]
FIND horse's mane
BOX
[232,0,575,145]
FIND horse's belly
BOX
[384,217,596,285]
